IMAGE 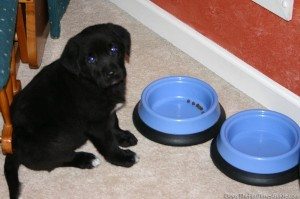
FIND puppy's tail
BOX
[4,154,21,199]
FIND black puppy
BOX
[4,23,138,199]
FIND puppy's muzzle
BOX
[106,70,124,86]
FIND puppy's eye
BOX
[109,44,119,56]
[87,55,97,64]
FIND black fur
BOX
[4,23,138,199]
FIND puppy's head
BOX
[60,23,131,88]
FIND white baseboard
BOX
[110,0,300,124]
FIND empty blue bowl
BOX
[133,76,226,146]
[211,109,300,186]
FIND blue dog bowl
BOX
[210,109,300,186]
[133,76,226,146]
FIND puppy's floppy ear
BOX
[109,24,131,57]
[60,37,81,76]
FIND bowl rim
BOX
[219,109,300,160]
[140,76,219,122]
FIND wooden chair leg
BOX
[25,1,38,68]
[5,78,13,105]
[0,44,22,155]
[16,3,28,63]
[5,43,21,105]
[11,42,22,95]
[0,89,13,155]
[19,0,49,68]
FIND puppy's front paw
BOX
[108,149,138,167]
[116,130,138,147]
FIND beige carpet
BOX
[1,0,299,198]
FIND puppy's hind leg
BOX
[4,154,21,199]
[21,150,100,171]
[111,113,138,148]
[61,152,100,169]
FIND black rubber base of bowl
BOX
[210,138,299,186]
[132,102,226,146]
